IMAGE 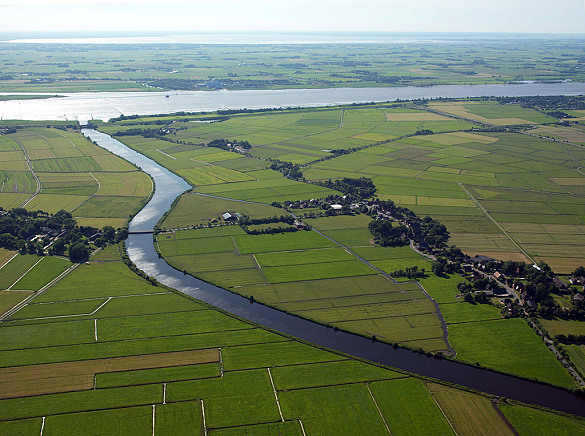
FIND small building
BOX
[553,277,567,291]
[221,212,236,221]
[493,271,504,281]
[472,255,496,264]
[330,204,343,211]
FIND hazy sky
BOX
[0,0,584,34]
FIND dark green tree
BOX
[69,242,90,263]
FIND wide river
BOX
[2,82,585,123]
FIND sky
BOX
[0,0,584,34]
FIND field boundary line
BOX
[201,399,208,436]
[415,282,455,357]
[7,256,44,291]
[267,367,285,422]
[458,182,535,264]
[290,297,435,313]
[252,254,270,285]
[12,136,42,208]
[366,383,392,435]
[231,236,240,255]
[0,260,81,321]
[0,252,19,271]
[298,419,307,436]
[424,383,459,436]
[152,404,155,436]
[89,172,100,193]
[305,226,453,354]
[491,400,520,436]
[279,376,409,393]
[28,291,173,305]
[8,296,111,321]
[157,149,176,160]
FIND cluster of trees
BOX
[457,278,501,305]
[0,208,75,255]
[113,127,178,138]
[547,111,574,119]
[390,265,426,279]
[368,220,409,247]
[269,161,303,180]
[0,207,123,263]
[239,214,305,235]
[208,138,251,150]
[496,95,585,110]
[239,215,295,226]
[373,199,451,252]
[147,77,300,91]
[243,225,300,236]
[315,177,376,200]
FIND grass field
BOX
[499,403,585,436]
[10,256,72,291]
[0,254,43,290]
[0,225,580,434]
[0,127,152,227]
[427,382,515,436]
[158,214,449,352]
[0,291,32,316]
[448,318,574,387]
[108,100,585,392]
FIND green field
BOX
[449,318,574,387]
[157,217,449,352]
[2,40,585,93]
[0,245,537,434]
[0,127,152,227]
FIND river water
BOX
[83,128,585,416]
[3,82,585,123]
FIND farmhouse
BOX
[552,277,567,291]
[221,212,237,222]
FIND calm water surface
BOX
[3,82,585,123]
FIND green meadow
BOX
[1,241,567,435]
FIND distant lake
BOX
[5,31,581,45]
[1,82,585,123]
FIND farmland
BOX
[156,218,451,354]
[0,126,151,229]
[1,39,585,92]
[0,242,579,434]
[96,99,578,386]
[102,100,585,273]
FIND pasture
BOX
[158,212,450,352]
[0,244,548,435]
[112,101,585,387]
[0,127,152,228]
